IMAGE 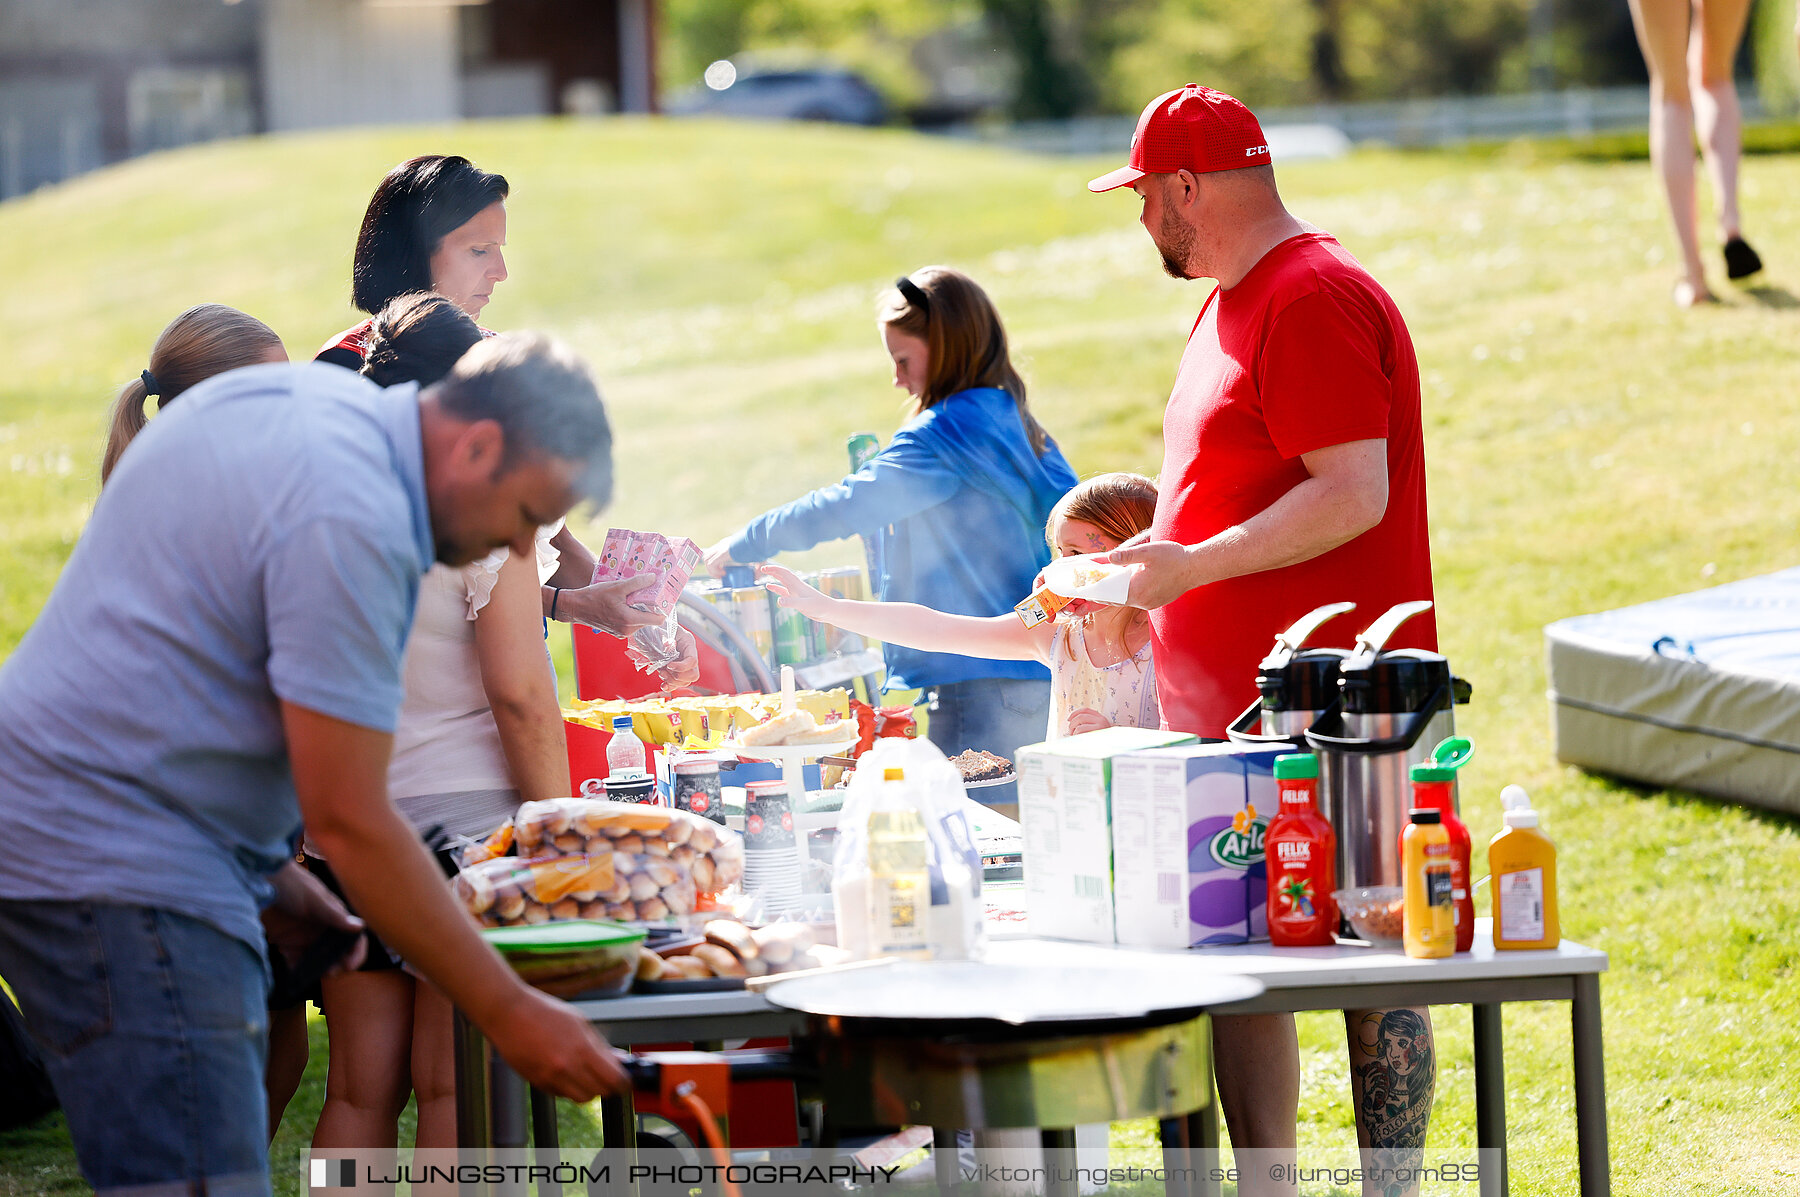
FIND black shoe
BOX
[1724,236,1763,280]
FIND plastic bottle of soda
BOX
[1264,753,1338,947]
[1403,737,1475,952]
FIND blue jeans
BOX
[924,676,1051,808]
[0,900,271,1196]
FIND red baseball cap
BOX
[1087,85,1271,193]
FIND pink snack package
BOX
[597,528,632,577]
[591,530,702,620]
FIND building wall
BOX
[261,0,460,132]
[0,0,657,198]
[0,0,258,196]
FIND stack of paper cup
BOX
[741,779,802,914]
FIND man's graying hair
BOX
[431,333,614,506]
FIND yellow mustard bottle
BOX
[1402,808,1455,958]
[1489,785,1560,950]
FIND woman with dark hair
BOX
[705,267,1077,791]
[307,292,571,1155]
[316,155,510,368]
[320,157,699,686]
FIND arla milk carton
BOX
[1110,743,1283,947]
[1016,727,1197,943]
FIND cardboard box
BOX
[592,529,702,618]
[1110,743,1282,948]
[1013,586,1071,629]
[1016,728,1197,943]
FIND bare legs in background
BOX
[1627,0,1761,306]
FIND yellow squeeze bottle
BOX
[1489,785,1559,950]
[1402,808,1456,959]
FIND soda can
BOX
[799,571,832,659]
[816,567,865,654]
[818,566,865,604]
[847,432,881,473]
[770,590,810,666]
[730,586,774,667]
[694,583,731,619]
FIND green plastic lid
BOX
[1410,736,1474,784]
[480,919,645,956]
[1274,753,1318,780]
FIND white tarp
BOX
[1545,567,1800,816]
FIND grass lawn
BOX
[1,116,1798,1195]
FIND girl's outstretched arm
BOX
[760,563,1052,665]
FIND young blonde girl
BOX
[761,472,1160,739]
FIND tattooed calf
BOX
[1349,1007,1435,1197]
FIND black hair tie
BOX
[895,275,929,315]
[140,369,160,397]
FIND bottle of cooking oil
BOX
[1489,785,1560,950]
[867,767,931,959]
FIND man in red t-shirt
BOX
[1092,86,1438,1193]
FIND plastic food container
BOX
[481,919,645,998]
[1333,885,1406,947]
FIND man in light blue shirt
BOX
[0,333,627,1194]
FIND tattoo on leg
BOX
[1351,1008,1435,1197]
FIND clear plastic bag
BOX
[626,607,684,674]
[452,798,743,927]
[592,528,701,676]
[831,737,985,962]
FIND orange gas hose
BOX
[676,1082,741,1197]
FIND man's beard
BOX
[1156,207,1199,279]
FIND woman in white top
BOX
[761,472,1162,740]
[305,293,568,1154]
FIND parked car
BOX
[666,66,887,126]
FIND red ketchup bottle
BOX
[1402,737,1476,953]
[1265,753,1338,947]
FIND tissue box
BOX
[1109,743,1281,948]
[1016,727,1197,943]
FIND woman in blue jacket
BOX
[706,267,1076,778]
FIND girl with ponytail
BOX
[101,305,286,483]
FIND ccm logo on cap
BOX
[1246,144,1270,157]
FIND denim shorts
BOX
[0,900,271,1196]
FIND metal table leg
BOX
[532,1087,563,1197]
[1184,1071,1221,1197]
[1571,974,1611,1197]
[454,1011,493,1151]
[1157,1117,1194,1197]
[454,1012,496,1197]
[1472,1003,1508,1197]
[599,1088,639,1197]
[490,1054,530,1197]
[1041,1128,1078,1197]
[932,1127,961,1191]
